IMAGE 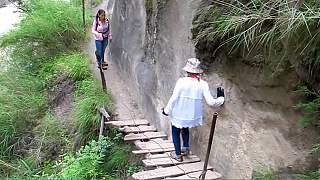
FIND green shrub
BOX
[72,79,114,147]
[295,86,320,126]
[56,137,114,179]
[0,0,91,72]
[0,71,47,156]
[39,53,91,82]
[92,0,103,7]
[192,0,320,76]
[252,171,277,180]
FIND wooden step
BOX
[136,141,174,150]
[132,147,175,154]
[146,152,172,159]
[119,125,157,133]
[105,120,149,126]
[165,170,222,180]
[134,139,172,146]
[131,162,213,180]
[146,151,195,159]
[143,155,201,167]
[124,132,167,141]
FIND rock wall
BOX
[108,0,319,178]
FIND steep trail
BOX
[85,0,144,121]
[84,1,223,179]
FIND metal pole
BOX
[200,112,218,180]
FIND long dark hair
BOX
[95,9,105,30]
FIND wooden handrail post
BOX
[99,67,107,90]
[98,106,111,141]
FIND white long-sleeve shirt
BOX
[164,77,224,128]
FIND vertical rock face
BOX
[109,0,319,178]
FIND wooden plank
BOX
[136,142,174,150]
[146,152,171,159]
[134,139,172,147]
[151,138,170,143]
[142,155,200,167]
[165,170,222,180]
[131,162,213,180]
[146,152,195,159]
[105,120,149,126]
[124,132,167,141]
[132,147,175,154]
[119,125,157,133]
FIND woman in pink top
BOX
[92,9,113,69]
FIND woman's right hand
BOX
[96,33,103,40]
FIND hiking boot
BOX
[102,61,108,66]
[182,147,190,156]
[170,151,183,162]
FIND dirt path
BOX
[85,0,144,121]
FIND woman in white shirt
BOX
[162,58,225,162]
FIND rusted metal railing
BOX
[199,112,218,180]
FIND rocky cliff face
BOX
[108,0,319,178]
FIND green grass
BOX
[92,0,103,7]
[39,53,91,82]
[0,0,91,72]
[252,171,277,180]
[72,78,114,147]
[193,0,320,76]
[0,71,47,157]
[0,0,142,179]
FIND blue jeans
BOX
[95,37,108,64]
[172,125,189,155]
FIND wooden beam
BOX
[132,147,175,154]
[99,107,110,120]
[98,115,104,141]
[165,170,222,180]
[124,132,167,141]
[105,120,149,126]
[142,155,200,167]
[145,152,172,159]
[131,162,213,180]
[136,141,174,150]
[119,125,156,133]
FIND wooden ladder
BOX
[105,118,222,180]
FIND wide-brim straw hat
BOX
[182,58,203,74]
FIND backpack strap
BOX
[95,18,109,31]
[95,19,99,31]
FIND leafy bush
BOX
[0,71,47,157]
[56,137,114,179]
[92,0,103,7]
[252,171,277,180]
[39,53,91,82]
[0,0,91,72]
[295,86,320,126]
[193,0,320,76]
[72,79,114,147]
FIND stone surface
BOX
[108,0,320,178]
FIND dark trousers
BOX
[172,125,189,155]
